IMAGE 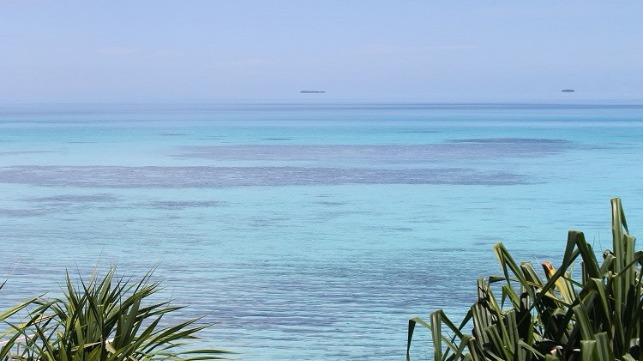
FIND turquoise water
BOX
[1,102,643,360]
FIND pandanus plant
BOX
[407,198,643,361]
[0,286,37,360]
[4,268,229,361]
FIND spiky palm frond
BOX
[408,198,643,361]
[8,268,229,361]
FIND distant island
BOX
[561,89,575,93]
[300,90,326,94]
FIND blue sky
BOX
[1,1,642,102]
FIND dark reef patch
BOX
[0,208,47,217]
[149,200,224,209]
[24,194,119,203]
[0,165,527,188]
[174,140,573,163]
[450,138,570,144]
[0,150,54,156]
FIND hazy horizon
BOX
[2,1,643,103]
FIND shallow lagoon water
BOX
[1,102,643,360]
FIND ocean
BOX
[1,102,643,360]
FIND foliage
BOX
[4,268,229,361]
[0,283,38,360]
[407,198,643,361]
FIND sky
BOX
[1,1,643,103]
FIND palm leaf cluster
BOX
[407,198,643,361]
[0,285,37,360]
[1,268,229,361]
